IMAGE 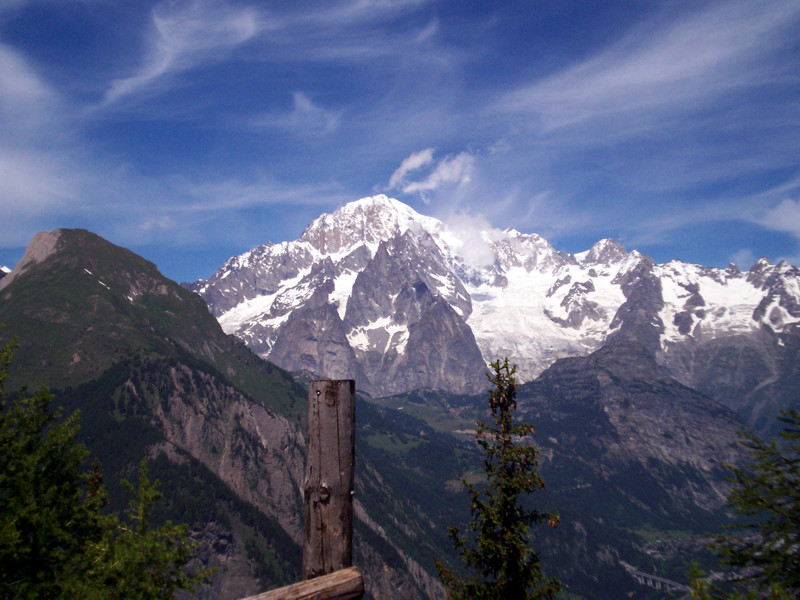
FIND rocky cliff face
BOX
[521,341,747,513]
[343,232,483,395]
[136,361,445,600]
[192,196,800,433]
[508,341,752,596]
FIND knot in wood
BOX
[319,483,331,504]
[325,387,337,407]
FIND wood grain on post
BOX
[241,566,364,600]
[303,379,356,580]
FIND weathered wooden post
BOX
[240,379,362,600]
[303,379,356,580]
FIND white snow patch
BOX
[386,323,410,354]
[347,328,371,353]
[218,293,280,334]
[331,270,360,319]
[347,316,410,355]
[780,272,800,299]
[428,271,457,299]
[655,262,764,341]
[217,267,312,333]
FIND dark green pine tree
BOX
[436,358,560,600]
[0,342,98,599]
[709,409,800,598]
[0,339,212,599]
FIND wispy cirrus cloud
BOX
[2,0,799,278]
[244,92,342,136]
[756,198,800,241]
[487,0,800,206]
[0,43,61,139]
[460,0,800,262]
[0,44,83,242]
[500,0,799,136]
[100,0,261,108]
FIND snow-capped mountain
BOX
[191,195,800,430]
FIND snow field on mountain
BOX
[332,269,360,319]
[465,264,625,382]
[347,317,410,355]
[655,262,765,344]
[217,267,312,334]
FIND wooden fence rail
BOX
[241,566,364,600]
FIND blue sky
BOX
[1,0,799,283]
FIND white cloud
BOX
[139,215,176,232]
[401,151,475,195]
[388,148,434,188]
[729,248,756,270]
[756,198,800,239]
[174,176,349,213]
[305,0,434,29]
[0,45,83,245]
[0,43,61,140]
[245,92,341,136]
[101,0,260,107]
[0,149,79,209]
[0,44,50,106]
[444,211,498,268]
[291,92,341,133]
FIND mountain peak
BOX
[299,195,441,256]
[0,229,63,291]
[0,228,256,393]
[750,257,773,272]
[580,238,628,265]
[725,262,741,275]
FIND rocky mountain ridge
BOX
[192,196,800,432]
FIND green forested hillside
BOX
[0,229,304,422]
